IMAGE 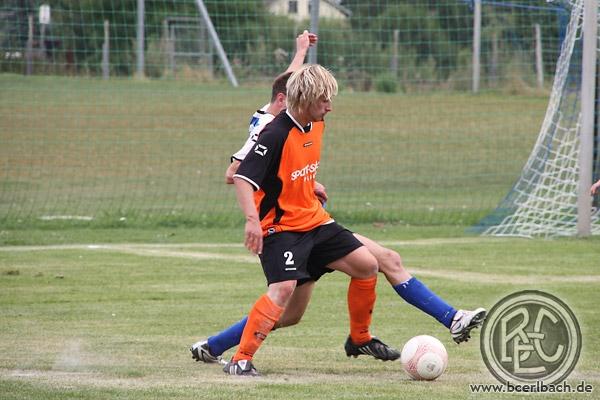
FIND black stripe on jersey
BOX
[248,114,296,225]
[259,176,283,221]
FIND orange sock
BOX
[348,276,377,344]
[233,294,284,361]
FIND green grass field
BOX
[1,225,598,399]
[1,73,597,398]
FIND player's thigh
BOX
[327,246,377,279]
[352,233,389,261]
[278,281,315,328]
[260,231,313,285]
[353,233,410,283]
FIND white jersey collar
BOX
[286,110,312,133]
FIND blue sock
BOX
[393,277,456,328]
[206,316,248,357]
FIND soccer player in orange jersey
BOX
[191,33,486,373]
[220,64,402,376]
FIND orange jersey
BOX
[233,110,332,236]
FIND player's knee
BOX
[377,249,404,274]
[267,281,296,306]
[357,252,378,278]
[377,248,412,283]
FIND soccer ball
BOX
[400,335,448,381]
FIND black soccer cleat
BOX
[344,336,401,361]
[223,359,259,376]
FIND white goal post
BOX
[577,0,598,236]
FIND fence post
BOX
[102,20,110,79]
[472,0,481,93]
[535,23,544,89]
[26,15,33,75]
[308,0,320,64]
[391,29,399,77]
[136,0,145,78]
[490,31,498,86]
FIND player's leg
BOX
[224,231,315,376]
[326,246,400,361]
[275,280,315,328]
[224,280,292,376]
[191,318,247,364]
[326,246,378,343]
[353,233,486,343]
[352,233,410,285]
[354,233,456,326]
[310,223,399,361]
[191,281,315,364]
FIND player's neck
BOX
[266,103,282,116]
[290,110,310,127]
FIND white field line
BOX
[1,242,598,284]
[0,243,245,252]
[2,367,598,390]
[103,245,259,264]
[0,236,506,253]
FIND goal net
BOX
[476,0,600,237]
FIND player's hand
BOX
[591,180,600,195]
[244,216,263,255]
[297,30,317,53]
[314,181,328,205]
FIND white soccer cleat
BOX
[190,340,225,364]
[450,308,487,344]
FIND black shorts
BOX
[259,222,363,285]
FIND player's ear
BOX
[276,93,287,107]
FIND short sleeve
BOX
[233,125,285,191]
[231,112,275,162]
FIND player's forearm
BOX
[286,51,308,73]
[225,160,241,184]
[286,30,314,73]
[233,177,259,221]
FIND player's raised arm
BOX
[285,30,318,73]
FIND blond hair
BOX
[286,64,338,114]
